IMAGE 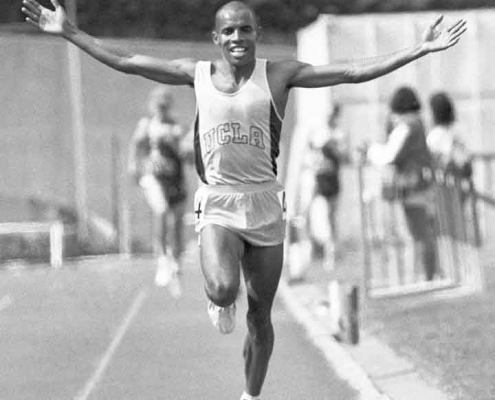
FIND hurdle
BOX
[0,221,64,268]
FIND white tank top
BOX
[193,58,283,185]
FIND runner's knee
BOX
[246,309,273,340]
[206,280,238,307]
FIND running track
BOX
[0,241,359,400]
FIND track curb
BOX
[277,278,451,400]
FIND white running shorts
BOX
[193,181,287,246]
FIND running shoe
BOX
[154,255,173,287]
[240,392,260,400]
[167,258,182,299]
[207,301,236,334]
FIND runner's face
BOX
[213,9,258,67]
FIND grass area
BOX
[289,230,494,400]
[362,263,495,400]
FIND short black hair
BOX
[429,91,455,125]
[214,1,258,32]
[389,86,421,114]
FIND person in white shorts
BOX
[21,1,467,398]
[128,85,188,294]
[306,103,348,272]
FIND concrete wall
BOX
[295,10,495,153]
[291,10,495,244]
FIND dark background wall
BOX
[2,0,495,43]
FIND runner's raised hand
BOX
[21,0,69,35]
[422,15,467,53]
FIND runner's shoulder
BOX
[267,59,311,85]
[168,57,200,77]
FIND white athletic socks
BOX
[240,391,260,400]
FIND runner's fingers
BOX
[22,0,42,15]
[449,25,467,42]
[21,7,39,21]
[449,38,460,47]
[430,14,443,30]
[452,26,467,39]
[448,19,466,34]
[444,38,460,49]
[25,17,40,27]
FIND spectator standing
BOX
[307,103,348,271]
[428,91,473,180]
[368,86,438,281]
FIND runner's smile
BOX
[230,45,248,58]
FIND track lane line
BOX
[74,288,149,400]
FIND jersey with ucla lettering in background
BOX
[193,58,283,185]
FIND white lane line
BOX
[277,280,389,400]
[74,288,149,400]
[0,295,12,312]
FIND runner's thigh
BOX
[139,175,168,214]
[200,224,245,288]
[241,243,284,303]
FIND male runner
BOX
[20,1,466,398]
[128,85,187,295]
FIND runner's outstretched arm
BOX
[287,15,467,88]
[21,0,196,85]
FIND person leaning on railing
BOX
[366,86,439,281]
[427,91,473,180]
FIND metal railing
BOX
[358,162,484,298]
